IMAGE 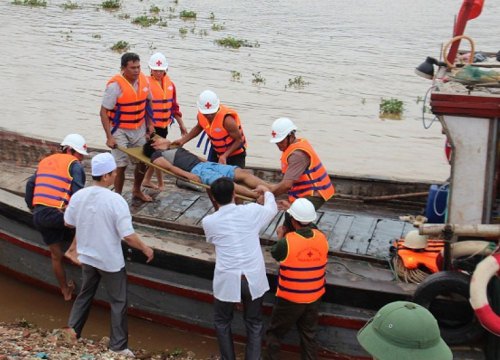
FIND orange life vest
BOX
[147,74,174,129]
[197,105,247,157]
[106,73,149,132]
[277,229,329,303]
[32,154,77,209]
[394,239,445,273]
[281,138,335,203]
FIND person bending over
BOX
[143,138,269,199]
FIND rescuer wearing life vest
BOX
[172,90,248,168]
[142,52,188,191]
[269,117,335,237]
[264,198,329,360]
[99,52,153,202]
[25,134,88,301]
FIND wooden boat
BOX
[0,130,483,359]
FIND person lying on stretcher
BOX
[143,138,270,199]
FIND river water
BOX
[1,0,498,181]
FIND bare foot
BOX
[64,249,81,266]
[157,185,165,191]
[62,280,75,301]
[142,181,159,190]
[133,191,153,202]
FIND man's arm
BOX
[271,150,310,196]
[69,162,86,195]
[270,238,288,262]
[123,233,154,263]
[271,179,294,197]
[152,157,201,182]
[171,83,187,136]
[100,106,116,149]
[25,173,36,210]
[172,123,203,147]
[219,115,243,164]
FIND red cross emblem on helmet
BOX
[205,102,212,109]
[83,144,88,150]
[271,130,277,138]
[156,60,162,66]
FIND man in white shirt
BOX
[202,177,278,360]
[64,152,154,358]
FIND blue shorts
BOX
[191,162,237,185]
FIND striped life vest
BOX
[106,73,149,132]
[281,138,335,203]
[277,229,329,303]
[197,104,247,157]
[32,153,77,209]
[394,239,445,273]
[147,74,174,128]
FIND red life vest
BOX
[32,153,77,209]
[106,73,149,131]
[147,74,174,129]
[281,138,335,203]
[197,104,247,157]
[277,229,329,303]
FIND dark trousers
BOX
[207,148,246,168]
[214,277,264,360]
[264,297,321,360]
[68,265,129,351]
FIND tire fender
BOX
[469,253,500,336]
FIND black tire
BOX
[413,271,485,345]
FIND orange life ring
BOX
[469,253,500,336]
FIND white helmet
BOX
[149,52,168,71]
[270,117,297,143]
[287,198,317,223]
[197,90,220,115]
[60,134,88,155]
[403,230,428,249]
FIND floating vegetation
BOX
[12,0,47,7]
[92,34,102,39]
[173,0,178,4]
[110,40,130,53]
[158,20,167,27]
[132,15,160,27]
[211,23,225,31]
[190,26,196,34]
[230,71,242,81]
[285,76,310,90]
[252,72,266,85]
[101,0,120,10]
[118,13,130,19]
[179,27,188,36]
[379,98,404,120]
[209,12,215,20]
[61,1,80,9]
[168,6,175,12]
[215,36,255,49]
[179,10,197,19]
[150,5,160,14]
[198,29,208,37]
[361,98,366,105]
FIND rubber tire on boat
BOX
[413,271,484,345]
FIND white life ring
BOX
[469,253,500,336]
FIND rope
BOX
[392,255,430,284]
[443,35,475,68]
[421,85,438,129]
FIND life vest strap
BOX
[278,283,325,294]
[279,274,325,282]
[36,173,72,184]
[280,263,327,271]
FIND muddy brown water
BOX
[1,0,498,181]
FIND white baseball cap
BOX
[91,153,117,176]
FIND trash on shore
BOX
[0,320,203,360]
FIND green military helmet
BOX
[357,301,452,360]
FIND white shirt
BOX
[202,192,278,302]
[64,186,135,272]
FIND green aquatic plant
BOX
[12,0,47,7]
[101,0,120,10]
[379,98,404,119]
[61,1,80,9]
[209,12,215,20]
[118,13,130,19]
[285,76,310,90]
[211,23,225,31]
[179,27,188,36]
[230,71,242,81]
[179,10,196,19]
[150,5,161,14]
[110,40,130,53]
[252,72,265,85]
[132,15,160,27]
[92,34,102,39]
[215,36,254,49]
